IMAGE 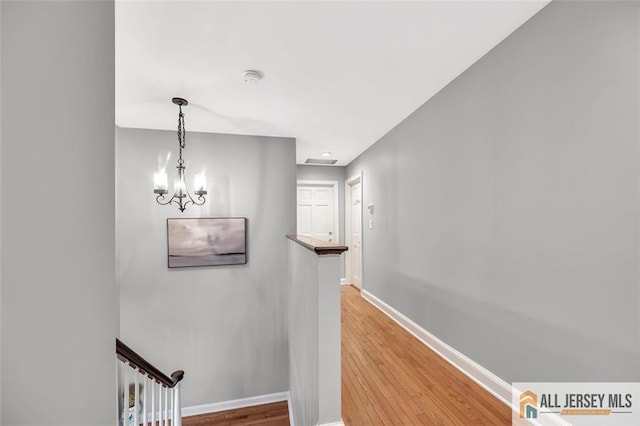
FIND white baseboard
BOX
[182,391,290,418]
[320,419,344,426]
[361,289,512,406]
[287,396,342,426]
[360,291,568,426]
[320,420,345,426]
[340,278,347,285]
[287,393,295,426]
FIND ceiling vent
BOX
[305,158,338,165]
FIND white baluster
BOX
[117,361,122,426]
[142,376,147,426]
[159,384,164,426]
[163,382,166,425]
[151,381,156,426]
[168,388,172,426]
[134,371,140,426]
[163,386,169,426]
[115,358,184,426]
[123,367,129,426]
[172,383,182,426]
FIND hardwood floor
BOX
[181,286,510,425]
[341,285,511,425]
[182,401,289,426]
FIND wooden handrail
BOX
[116,338,184,388]
[286,234,349,255]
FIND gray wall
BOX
[117,127,296,407]
[296,165,346,276]
[287,241,341,426]
[288,242,320,426]
[0,1,4,420]
[1,2,117,424]
[347,1,640,382]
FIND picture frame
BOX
[167,217,247,268]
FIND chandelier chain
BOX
[177,105,185,166]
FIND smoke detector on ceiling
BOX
[243,70,263,85]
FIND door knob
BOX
[329,232,332,235]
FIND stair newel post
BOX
[172,381,182,426]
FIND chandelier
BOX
[153,97,207,212]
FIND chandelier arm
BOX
[158,195,185,212]
[191,194,206,206]
[167,196,187,212]
[155,193,171,205]
[156,194,190,212]
[177,197,194,212]
[175,200,187,213]
[182,191,205,208]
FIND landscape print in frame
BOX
[167,218,247,268]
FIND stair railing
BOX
[116,338,184,426]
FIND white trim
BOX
[286,396,342,426]
[345,173,361,186]
[182,391,290,418]
[287,393,295,426]
[297,179,340,243]
[344,172,363,290]
[320,420,345,426]
[360,290,568,426]
[361,289,512,405]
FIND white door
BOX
[297,184,335,242]
[350,182,362,288]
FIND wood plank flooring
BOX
[341,285,511,425]
[182,285,510,425]
[182,401,289,426]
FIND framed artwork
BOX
[167,217,247,268]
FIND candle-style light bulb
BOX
[153,171,168,194]
[174,178,186,197]
[194,174,207,194]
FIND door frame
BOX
[296,179,340,243]
[345,172,363,289]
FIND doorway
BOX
[345,173,363,289]
[297,180,340,243]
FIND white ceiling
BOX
[116,1,550,166]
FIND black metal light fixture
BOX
[153,97,207,212]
